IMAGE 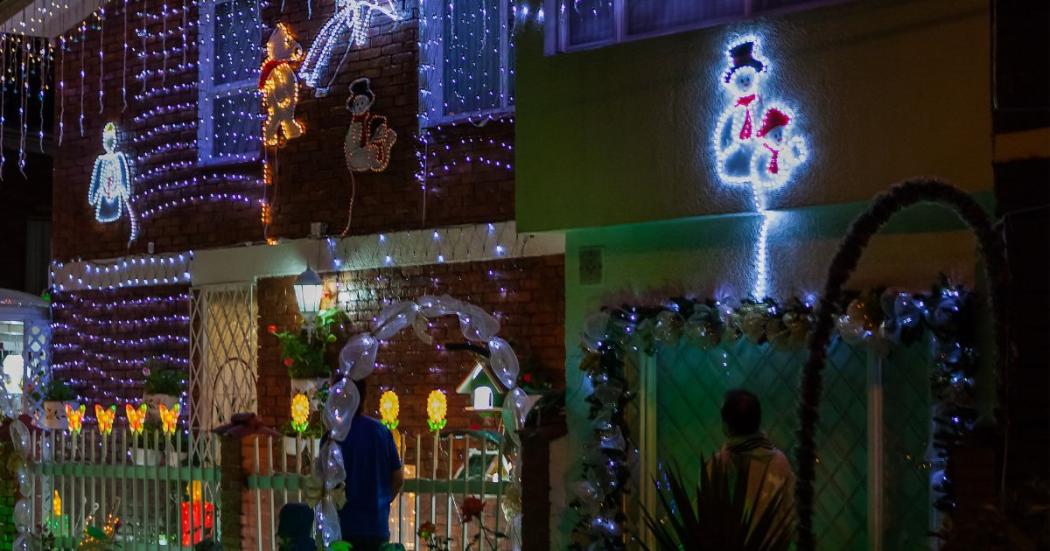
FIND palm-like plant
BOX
[641,456,794,551]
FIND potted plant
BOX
[271,308,346,409]
[280,418,325,458]
[143,361,185,422]
[36,380,75,430]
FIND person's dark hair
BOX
[354,378,366,416]
[721,389,762,436]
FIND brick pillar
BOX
[519,415,567,551]
[213,413,280,550]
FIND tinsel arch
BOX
[794,178,1009,550]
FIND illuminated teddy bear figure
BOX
[89,122,136,243]
[751,106,808,190]
[260,23,305,148]
[344,77,396,172]
[714,39,766,183]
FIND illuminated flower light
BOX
[53,490,62,517]
[187,480,203,503]
[426,389,447,432]
[126,403,147,435]
[65,404,86,434]
[95,404,116,436]
[88,122,137,245]
[291,393,311,434]
[260,23,305,148]
[379,390,399,430]
[159,403,180,435]
[299,0,402,89]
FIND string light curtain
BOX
[198,0,262,163]
[561,0,827,50]
[420,0,515,126]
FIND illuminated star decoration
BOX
[379,390,399,430]
[66,404,86,434]
[95,404,116,436]
[710,35,810,299]
[260,23,305,148]
[125,403,147,435]
[298,0,401,90]
[291,393,310,434]
[159,403,180,435]
[426,389,447,432]
[88,122,137,245]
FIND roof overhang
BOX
[1,0,104,38]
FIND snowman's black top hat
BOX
[724,40,764,82]
[349,77,375,102]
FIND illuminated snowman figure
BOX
[344,77,397,173]
[88,122,136,241]
[714,39,767,184]
[751,106,809,190]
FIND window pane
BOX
[443,0,504,116]
[214,0,260,86]
[567,0,614,46]
[212,91,261,159]
[627,0,744,36]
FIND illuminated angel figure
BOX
[89,122,137,243]
[299,0,401,89]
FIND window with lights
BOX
[419,0,516,127]
[197,0,262,165]
[552,0,844,52]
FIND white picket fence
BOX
[26,427,515,550]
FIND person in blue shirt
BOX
[335,377,404,551]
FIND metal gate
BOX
[190,284,258,454]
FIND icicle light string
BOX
[18,39,28,175]
[123,0,129,110]
[58,36,65,145]
[0,35,7,178]
[79,22,86,136]
[98,7,105,114]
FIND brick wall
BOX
[53,0,515,262]
[50,285,190,405]
[256,255,564,436]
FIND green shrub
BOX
[144,363,186,396]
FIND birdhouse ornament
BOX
[260,23,305,148]
[344,77,396,173]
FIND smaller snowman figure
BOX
[751,106,809,190]
[260,23,305,148]
[714,39,766,183]
[344,77,397,172]
[88,122,133,225]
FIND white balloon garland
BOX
[0,382,33,549]
[314,294,534,545]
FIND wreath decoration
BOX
[312,295,534,546]
[794,178,1009,550]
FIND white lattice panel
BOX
[190,284,258,456]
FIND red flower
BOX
[522,373,534,384]
[418,521,436,539]
[469,422,481,431]
[461,496,484,522]
[267,324,278,335]
[283,357,295,368]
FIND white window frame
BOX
[419,0,515,129]
[545,0,850,54]
[197,0,262,166]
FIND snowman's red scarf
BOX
[736,94,757,140]
[763,143,780,174]
[258,59,297,90]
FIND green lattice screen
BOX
[651,337,932,550]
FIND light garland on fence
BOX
[299,0,402,89]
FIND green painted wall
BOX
[516,0,992,231]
